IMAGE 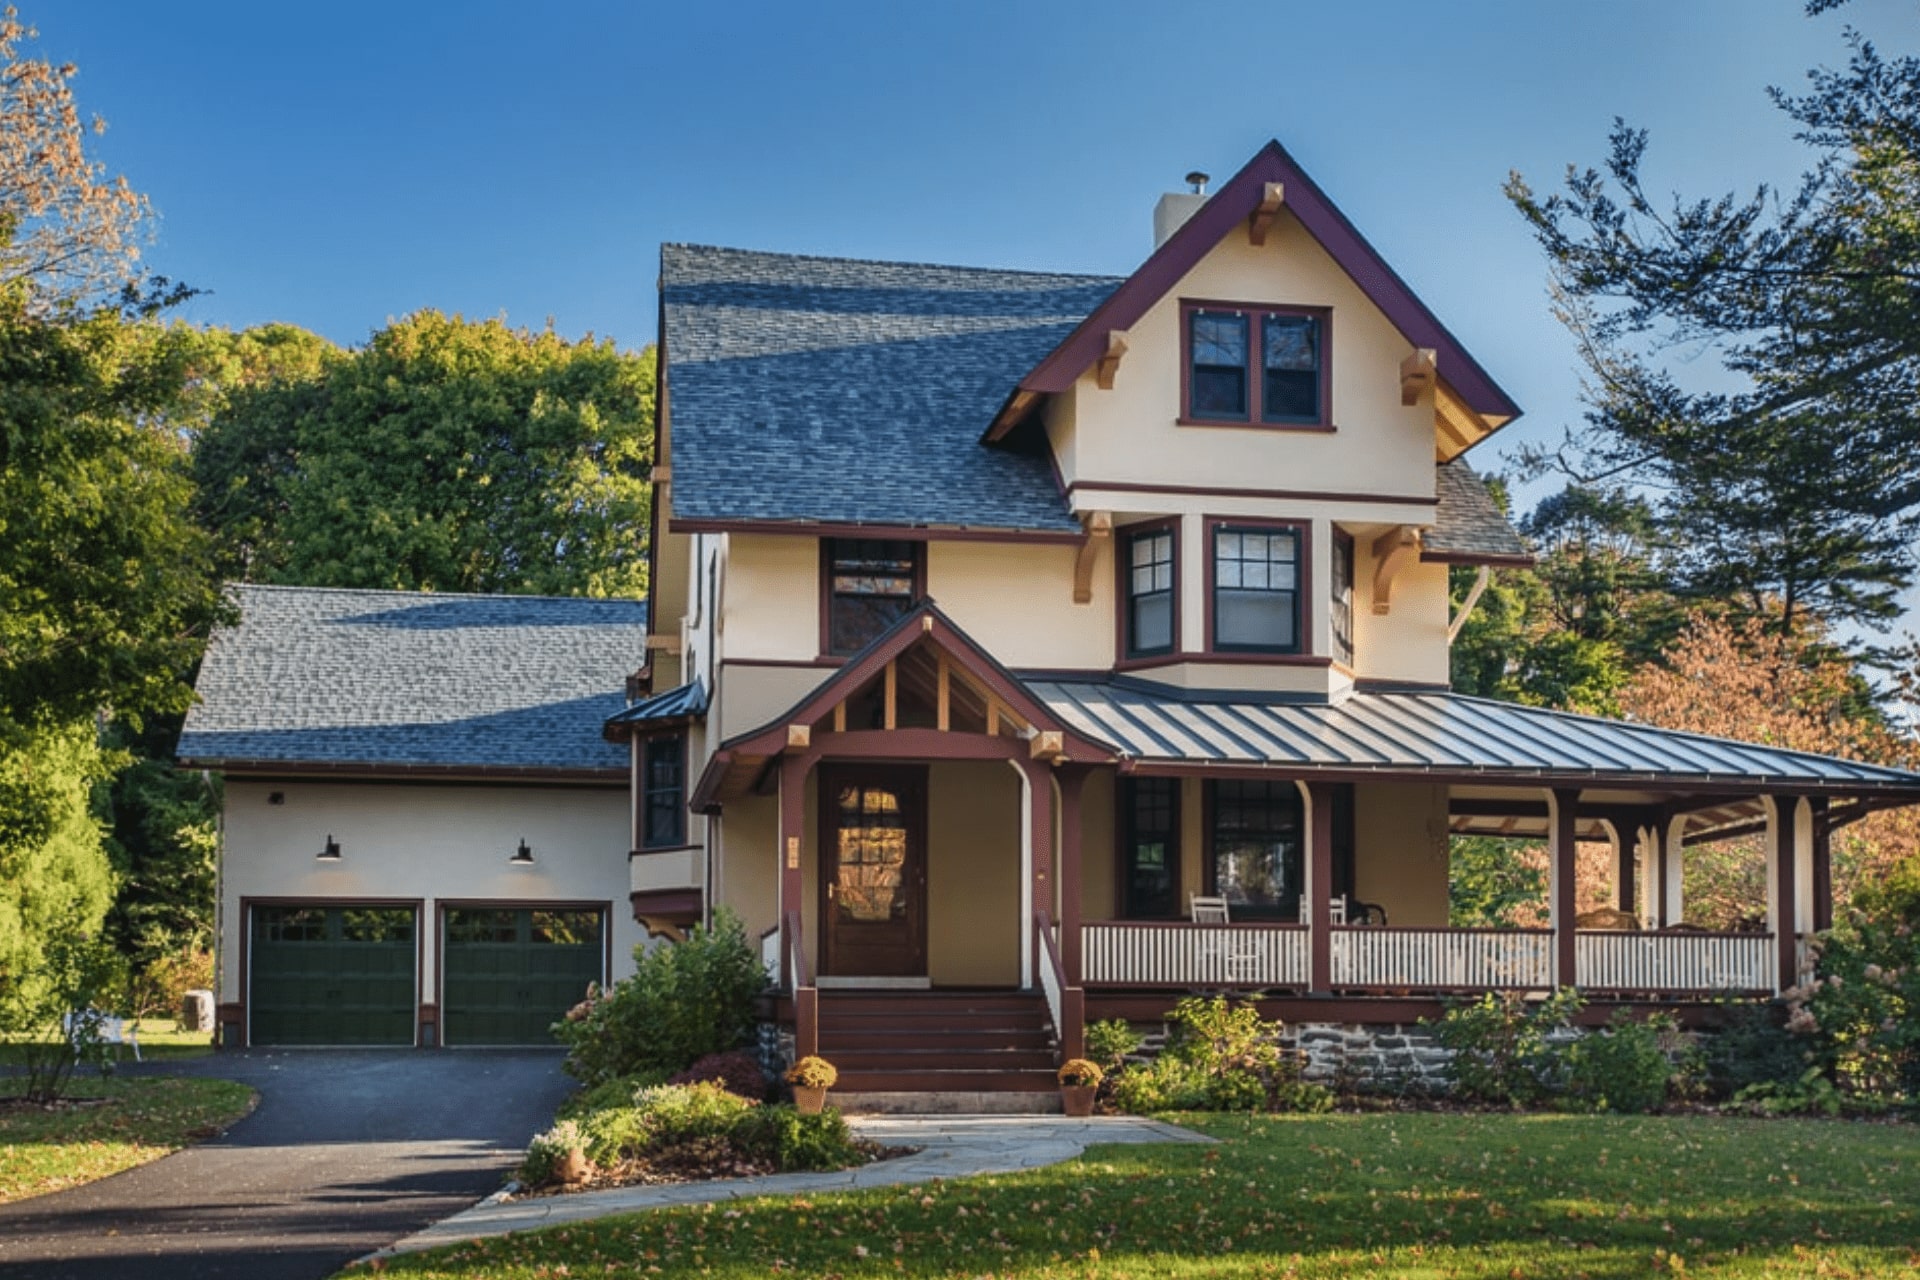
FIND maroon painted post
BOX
[1810,798,1833,933]
[1306,781,1334,995]
[1022,759,1055,987]
[1775,796,1800,993]
[1613,819,1637,916]
[778,755,807,989]
[1550,789,1579,990]
[1062,987,1086,1061]
[1058,768,1087,987]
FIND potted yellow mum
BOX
[786,1055,838,1114]
[1057,1058,1103,1116]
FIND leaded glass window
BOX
[827,539,920,655]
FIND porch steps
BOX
[816,989,1060,1099]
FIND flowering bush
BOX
[1057,1058,1103,1088]
[1780,865,1920,1105]
[1107,996,1332,1114]
[785,1055,838,1090]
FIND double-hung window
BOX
[825,539,920,655]
[1211,523,1304,654]
[1330,529,1355,668]
[1120,777,1179,918]
[1184,304,1329,427]
[641,736,686,849]
[1122,524,1176,658]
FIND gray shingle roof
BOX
[1427,459,1531,563]
[178,584,647,774]
[662,244,1120,532]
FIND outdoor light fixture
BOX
[510,838,535,865]
[316,834,341,861]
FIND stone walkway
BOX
[376,1114,1212,1259]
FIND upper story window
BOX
[1183,303,1330,428]
[641,735,686,849]
[1209,521,1304,654]
[825,539,922,655]
[1122,523,1177,659]
[1330,529,1354,668]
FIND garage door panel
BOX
[443,908,604,1046]
[250,905,416,1046]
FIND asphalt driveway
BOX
[0,1049,573,1280]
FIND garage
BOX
[249,905,418,1046]
[441,907,606,1046]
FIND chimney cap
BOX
[1184,170,1210,195]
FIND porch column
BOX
[1633,824,1659,928]
[1058,768,1086,987]
[1764,795,1812,992]
[1812,799,1833,933]
[1017,758,1055,989]
[1607,819,1635,916]
[1547,788,1578,989]
[778,754,816,1059]
[1661,814,1690,927]
[1305,781,1335,996]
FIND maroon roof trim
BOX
[986,139,1522,440]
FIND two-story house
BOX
[184,141,1920,1084]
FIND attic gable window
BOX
[1181,302,1331,429]
[824,539,923,656]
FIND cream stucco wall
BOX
[719,533,821,663]
[926,762,1022,986]
[1077,770,1117,921]
[928,541,1115,671]
[1353,782,1452,926]
[218,780,638,1012]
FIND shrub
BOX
[1085,1018,1142,1074]
[786,1055,837,1090]
[735,1105,863,1170]
[554,908,767,1086]
[1106,996,1333,1114]
[0,919,127,1103]
[1729,1067,1849,1118]
[557,1070,670,1121]
[521,1118,586,1186]
[1785,866,1920,1104]
[1428,989,1581,1106]
[1562,1012,1679,1114]
[668,1050,769,1101]
[1700,999,1810,1098]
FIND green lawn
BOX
[0,1075,256,1204]
[0,1021,215,1065]
[361,1112,1920,1279]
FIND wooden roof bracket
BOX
[1248,182,1285,246]
[1094,331,1128,390]
[1400,348,1437,406]
[1073,510,1113,604]
[1372,526,1423,616]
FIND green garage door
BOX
[442,908,605,1046]
[250,905,417,1046]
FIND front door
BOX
[820,766,927,977]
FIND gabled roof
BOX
[987,139,1522,443]
[1027,676,1920,797]
[1426,459,1532,565]
[661,244,1117,534]
[178,584,647,777]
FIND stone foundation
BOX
[1282,1022,1453,1093]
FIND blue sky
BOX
[42,0,1920,627]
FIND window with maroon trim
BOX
[1122,525,1176,659]
[1184,304,1328,426]
[1207,780,1303,920]
[826,539,921,655]
[1211,524,1302,653]
[641,736,686,849]
[1330,529,1355,668]
[1120,776,1179,918]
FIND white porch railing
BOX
[759,925,782,985]
[1082,922,1308,986]
[1331,927,1553,991]
[1576,931,1773,995]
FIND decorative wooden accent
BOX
[832,702,846,733]
[936,654,950,731]
[786,723,811,751]
[1072,510,1112,605]
[1433,383,1488,460]
[1247,181,1285,246]
[986,699,1000,737]
[1575,931,1772,995]
[650,464,672,483]
[1399,347,1437,406]
[1094,331,1128,390]
[645,635,682,653]
[920,614,933,633]
[1029,730,1064,761]
[1446,565,1491,641]
[883,661,897,730]
[1371,526,1422,615]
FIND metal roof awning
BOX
[1025,676,1920,798]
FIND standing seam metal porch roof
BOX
[1026,676,1920,794]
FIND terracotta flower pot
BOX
[1060,1084,1097,1117]
[793,1084,828,1114]
[558,1147,592,1185]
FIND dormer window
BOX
[1182,302,1330,428]
[824,539,922,655]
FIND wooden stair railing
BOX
[784,909,818,1060]
[1034,908,1084,1062]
